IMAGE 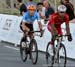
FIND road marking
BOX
[4,45,19,51]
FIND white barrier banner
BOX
[0,14,23,44]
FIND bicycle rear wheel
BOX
[30,39,38,64]
[46,42,54,67]
[20,37,28,62]
[54,43,67,67]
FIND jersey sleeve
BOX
[22,13,27,22]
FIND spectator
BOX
[17,0,27,15]
[26,0,36,7]
[37,2,46,19]
[61,0,74,20]
[43,1,54,19]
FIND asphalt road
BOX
[0,42,75,67]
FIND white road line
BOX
[4,45,19,51]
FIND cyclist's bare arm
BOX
[65,22,70,35]
[50,23,58,35]
[38,21,42,30]
[21,22,30,31]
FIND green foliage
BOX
[0,8,20,15]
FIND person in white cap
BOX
[47,5,72,56]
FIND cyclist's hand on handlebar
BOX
[67,33,72,41]
[52,34,58,40]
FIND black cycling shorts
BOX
[20,22,33,32]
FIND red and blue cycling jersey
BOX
[47,12,69,35]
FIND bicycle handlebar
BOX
[24,30,41,33]
[56,35,69,37]
[24,30,44,37]
[55,35,69,40]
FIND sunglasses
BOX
[59,12,65,13]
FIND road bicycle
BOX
[46,35,67,67]
[20,30,42,64]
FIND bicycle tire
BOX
[46,42,54,67]
[20,37,28,62]
[29,39,38,64]
[57,43,67,67]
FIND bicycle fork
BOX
[54,40,61,63]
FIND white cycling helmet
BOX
[57,5,67,12]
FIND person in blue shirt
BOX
[43,1,54,19]
[20,4,43,37]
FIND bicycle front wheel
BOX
[46,42,54,67]
[30,39,38,64]
[56,43,67,67]
[20,37,28,62]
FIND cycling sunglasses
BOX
[59,11,65,13]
